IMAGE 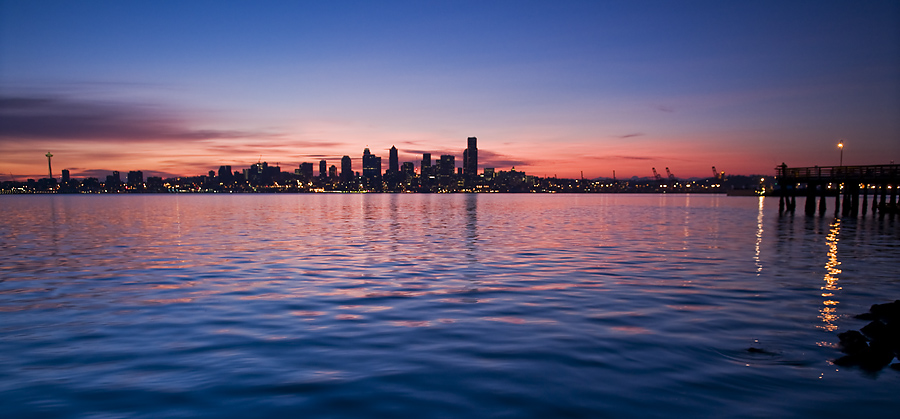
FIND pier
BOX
[775,164,899,217]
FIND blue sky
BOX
[1,0,898,179]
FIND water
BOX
[2,194,898,418]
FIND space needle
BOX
[45,152,53,179]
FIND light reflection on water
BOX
[820,219,843,331]
[1,194,899,417]
[755,196,765,275]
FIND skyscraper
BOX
[106,171,121,191]
[299,162,314,180]
[362,148,381,182]
[127,170,143,186]
[319,160,327,178]
[463,149,468,174]
[439,155,455,176]
[341,156,352,183]
[218,165,233,184]
[421,153,431,175]
[389,146,399,173]
[465,136,478,177]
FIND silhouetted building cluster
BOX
[2,136,741,194]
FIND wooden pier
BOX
[775,164,899,217]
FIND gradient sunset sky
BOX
[2,0,898,180]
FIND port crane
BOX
[651,167,662,182]
[665,167,675,180]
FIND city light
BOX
[2,138,751,194]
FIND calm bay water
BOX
[2,194,899,418]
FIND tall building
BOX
[465,136,478,176]
[329,165,337,179]
[218,165,233,183]
[463,149,468,174]
[106,171,121,191]
[362,148,381,180]
[107,171,121,184]
[341,156,352,183]
[319,160,327,178]
[439,155,455,176]
[45,152,53,179]
[421,153,431,175]
[61,169,70,183]
[389,146,399,173]
[248,162,279,185]
[127,170,143,186]
[299,162,314,180]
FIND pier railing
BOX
[776,164,900,182]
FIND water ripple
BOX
[2,194,899,417]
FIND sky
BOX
[1,0,898,180]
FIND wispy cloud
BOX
[73,168,180,179]
[476,150,533,168]
[585,154,694,162]
[388,148,533,169]
[205,143,345,156]
[654,105,675,113]
[618,133,644,139]
[401,148,460,157]
[0,95,276,143]
[613,155,654,160]
[587,155,654,161]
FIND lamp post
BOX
[838,141,843,167]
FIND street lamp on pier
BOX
[838,141,843,167]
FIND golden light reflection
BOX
[819,219,842,331]
[754,196,764,275]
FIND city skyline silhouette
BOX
[2,2,898,180]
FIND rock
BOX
[854,312,878,321]
[833,355,859,367]
[870,300,900,324]
[834,343,896,372]
[837,330,868,355]
[861,320,890,341]
[834,300,900,372]
[859,341,896,372]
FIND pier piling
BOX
[776,164,899,218]
[861,185,868,216]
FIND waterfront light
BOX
[838,141,844,166]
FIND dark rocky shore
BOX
[834,300,900,372]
